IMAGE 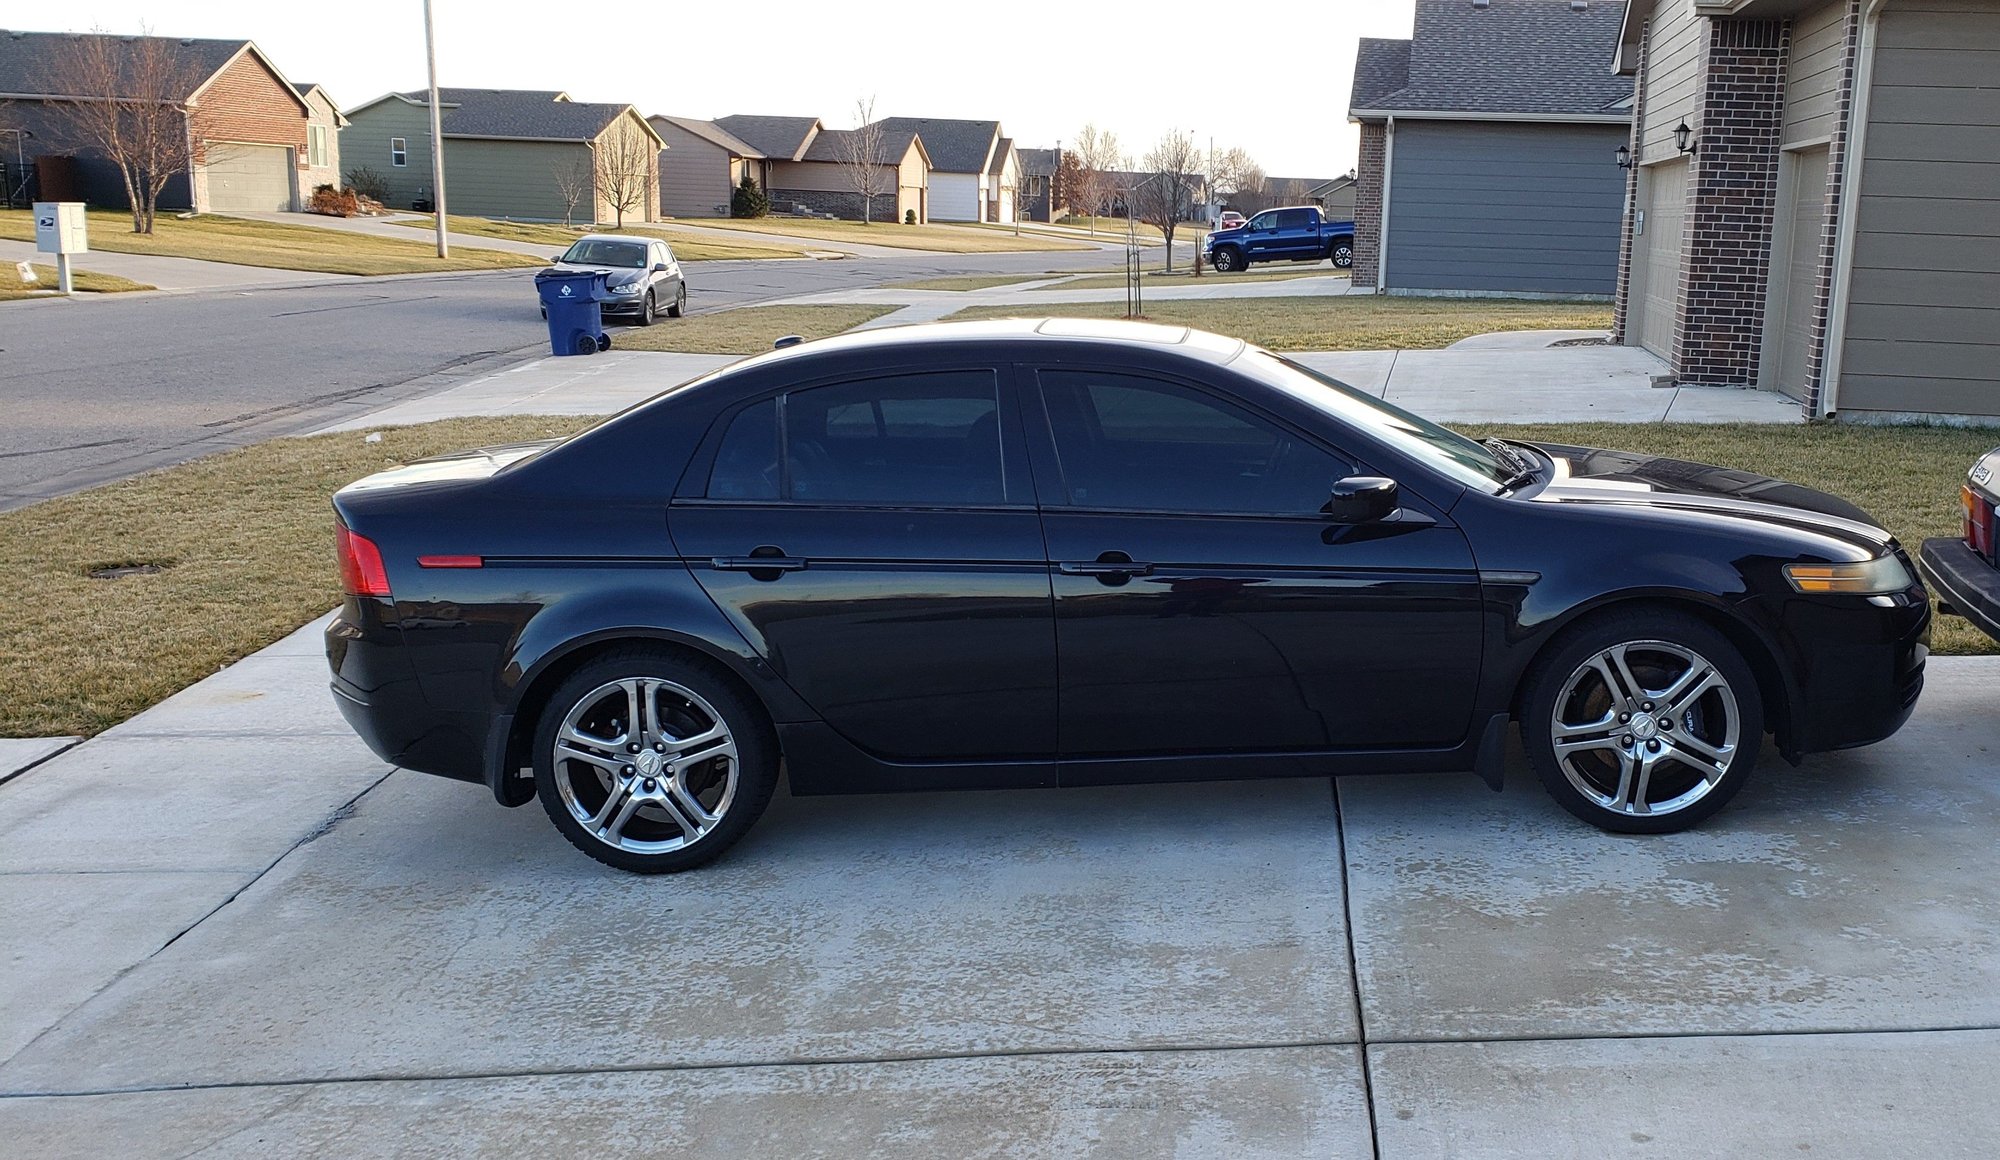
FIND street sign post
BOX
[32,201,87,295]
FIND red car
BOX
[1216,211,1247,230]
[1919,446,2000,642]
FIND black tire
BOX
[572,333,596,356]
[637,289,656,326]
[1520,609,1764,834]
[1330,239,1354,269]
[533,648,779,873]
[1212,246,1244,273]
[667,283,685,319]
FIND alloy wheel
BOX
[551,677,738,854]
[1548,640,1741,818]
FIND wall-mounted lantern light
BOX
[1615,143,1633,170]
[1674,120,1698,155]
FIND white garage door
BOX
[1630,157,1687,361]
[205,144,294,212]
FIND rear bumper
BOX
[1920,537,2000,642]
[326,603,485,785]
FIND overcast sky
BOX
[34,0,1417,178]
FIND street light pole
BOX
[423,0,449,258]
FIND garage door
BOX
[1770,147,1830,400]
[205,144,294,212]
[1628,158,1687,360]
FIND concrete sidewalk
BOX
[316,340,1797,432]
[1,605,1993,1154]
[0,240,356,293]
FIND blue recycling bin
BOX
[535,268,613,357]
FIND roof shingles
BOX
[871,117,998,174]
[1349,0,1631,119]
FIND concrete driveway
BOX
[1,615,1995,1156]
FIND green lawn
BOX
[0,209,543,275]
[2,416,1986,739]
[611,304,898,355]
[1040,266,1344,292]
[684,217,1092,253]
[391,214,808,261]
[0,264,154,300]
[947,295,1613,350]
[881,274,1057,292]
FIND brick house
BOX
[1613,0,2000,420]
[712,115,931,224]
[342,89,663,223]
[1347,0,1634,297]
[290,82,347,196]
[0,30,320,213]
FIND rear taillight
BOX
[336,524,392,597]
[1966,485,1996,560]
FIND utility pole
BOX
[423,0,449,257]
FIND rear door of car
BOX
[669,364,1057,768]
[1274,208,1318,261]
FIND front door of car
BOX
[1243,211,1281,261]
[669,366,1056,764]
[1025,367,1483,769]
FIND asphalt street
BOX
[0,244,1133,511]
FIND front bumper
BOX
[1920,536,2000,642]
[1780,588,1930,753]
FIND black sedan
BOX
[327,320,1930,873]
[547,234,685,325]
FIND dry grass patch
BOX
[0,417,593,738]
[612,304,898,354]
[1467,422,1999,657]
[392,215,806,261]
[948,295,1612,350]
[0,209,542,275]
[881,274,1056,292]
[0,264,154,300]
[684,217,1091,253]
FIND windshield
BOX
[558,239,647,268]
[1235,348,1517,493]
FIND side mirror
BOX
[652,262,669,272]
[1324,476,1399,524]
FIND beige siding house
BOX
[713,114,931,223]
[1614,0,2000,420]
[650,116,769,218]
[341,88,663,224]
[292,82,347,193]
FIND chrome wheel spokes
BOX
[1549,640,1741,818]
[553,677,739,854]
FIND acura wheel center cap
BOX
[1630,714,1660,741]
[636,751,662,776]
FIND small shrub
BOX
[344,165,390,202]
[730,173,770,219]
[308,185,362,217]
[904,209,916,225]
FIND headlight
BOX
[610,282,642,295]
[1783,555,1915,595]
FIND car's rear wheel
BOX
[1522,610,1763,833]
[1212,246,1243,273]
[637,289,656,326]
[667,283,686,318]
[1330,240,1354,269]
[532,649,778,872]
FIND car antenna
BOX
[773,335,804,349]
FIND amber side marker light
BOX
[1782,556,1913,595]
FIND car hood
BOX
[1206,226,1246,244]
[338,440,563,495]
[1526,442,1894,552]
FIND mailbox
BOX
[33,202,88,255]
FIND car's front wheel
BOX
[532,649,778,872]
[1521,610,1763,833]
[1212,246,1243,273]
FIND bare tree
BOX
[1071,124,1122,233]
[840,96,889,224]
[592,118,654,229]
[48,29,214,234]
[1136,130,1202,271]
[1210,146,1264,203]
[552,158,591,229]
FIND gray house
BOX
[1348,0,1634,296]
[1612,0,2000,421]
[649,115,768,217]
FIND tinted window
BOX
[708,372,1005,505]
[1277,208,1313,230]
[1040,371,1350,515]
[709,398,779,499]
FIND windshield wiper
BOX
[1484,438,1540,489]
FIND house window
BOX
[308,124,328,168]
[390,137,407,167]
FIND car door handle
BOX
[712,554,806,573]
[1059,559,1153,576]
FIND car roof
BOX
[569,234,651,244]
[720,318,1248,373]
